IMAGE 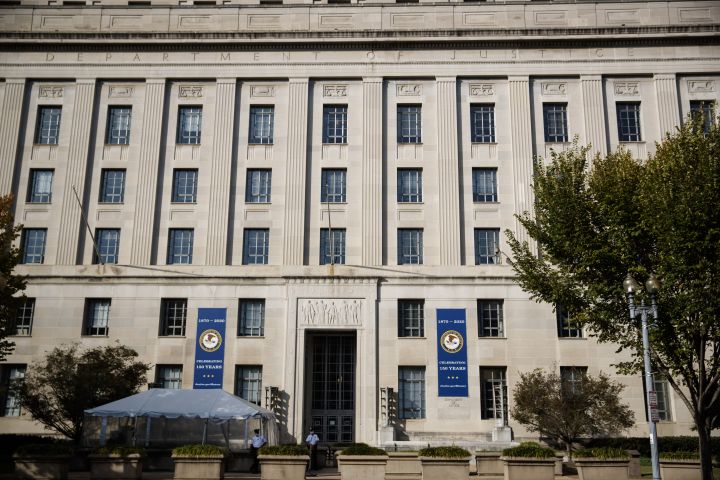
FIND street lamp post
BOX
[623,273,661,480]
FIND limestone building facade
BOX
[0,0,718,445]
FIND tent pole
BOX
[132,417,137,446]
[145,417,152,447]
[244,419,249,449]
[100,417,107,446]
[202,419,208,445]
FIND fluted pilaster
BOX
[56,79,96,265]
[436,77,461,265]
[206,78,236,266]
[362,77,383,266]
[282,78,309,265]
[0,79,26,195]
[580,75,607,159]
[654,74,681,139]
[509,76,535,251]
[130,79,166,265]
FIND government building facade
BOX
[0,0,717,446]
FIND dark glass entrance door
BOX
[308,333,356,444]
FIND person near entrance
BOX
[305,428,320,473]
[250,428,267,473]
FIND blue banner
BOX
[193,308,227,389]
[437,308,469,397]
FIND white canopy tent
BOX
[84,389,277,448]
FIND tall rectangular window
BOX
[398,367,425,419]
[320,228,346,265]
[474,228,500,265]
[13,298,35,336]
[94,228,120,264]
[478,300,504,337]
[617,102,642,142]
[321,169,347,203]
[480,367,507,420]
[543,103,569,142]
[653,377,672,421]
[0,365,26,417]
[397,105,422,144]
[397,229,423,265]
[239,300,265,337]
[177,106,202,144]
[83,298,110,336]
[22,228,46,264]
[167,229,194,265]
[106,106,132,145]
[472,168,497,203]
[28,169,53,203]
[471,104,496,143]
[172,169,198,203]
[690,100,715,134]
[156,365,183,389]
[243,229,269,265]
[398,299,424,337]
[236,366,263,405]
[249,106,274,144]
[160,298,187,336]
[245,169,272,203]
[100,169,126,204]
[323,105,348,144]
[557,305,582,338]
[35,107,61,145]
[560,366,587,394]
[397,169,423,203]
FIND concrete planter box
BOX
[14,455,70,480]
[258,455,309,480]
[574,458,630,480]
[501,456,555,480]
[89,454,143,479]
[386,452,421,480]
[172,455,225,480]
[554,453,564,475]
[475,451,503,476]
[420,456,471,480]
[337,454,387,480]
[659,459,701,480]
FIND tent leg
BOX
[100,417,107,447]
[222,423,230,450]
[202,419,208,445]
[244,420,249,449]
[145,417,152,447]
[132,417,137,446]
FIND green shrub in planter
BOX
[418,446,471,458]
[340,444,386,456]
[258,445,309,456]
[14,443,74,480]
[172,444,227,457]
[660,451,699,460]
[16,444,74,457]
[502,442,556,459]
[95,446,145,457]
[172,445,227,480]
[574,447,630,459]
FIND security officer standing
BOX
[250,428,267,473]
[305,428,320,474]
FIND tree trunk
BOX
[697,420,713,480]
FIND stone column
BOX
[130,79,166,265]
[654,74,681,139]
[56,79,96,265]
[436,76,461,265]
[362,77,383,266]
[206,78,236,266]
[0,79,26,195]
[508,76,534,250]
[282,78,309,265]
[580,75,607,158]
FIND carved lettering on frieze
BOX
[109,86,135,98]
[300,299,362,326]
[542,82,567,95]
[469,83,495,97]
[323,85,348,97]
[688,80,715,93]
[39,86,63,98]
[250,85,275,98]
[179,85,203,98]
[614,82,639,96]
[397,84,422,96]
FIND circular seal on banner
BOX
[440,330,464,353]
[199,329,222,352]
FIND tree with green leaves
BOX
[0,194,26,362]
[18,343,150,443]
[511,368,635,458]
[506,118,720,479]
